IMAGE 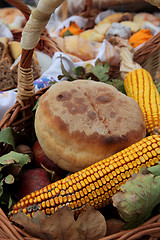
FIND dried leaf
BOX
[76,205,107,240]
[12,211,46,239]
[12,206,106,240]
[40,207,79,240]
[105,219,124,236]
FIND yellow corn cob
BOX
[10,135,160,218]
[124,68,160,135]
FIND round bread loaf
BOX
[35,80,146,172]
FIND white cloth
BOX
[50,15,88,37]
[95,9,116,24]
[0,21,13,40]
[40,39,118,81]
[55,0,86,18]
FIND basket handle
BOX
[5,0,31,21]
[85,0,92,17]
[5,0,64,106]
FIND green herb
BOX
[32,97,40,112]
[155,82,160,94]
[58,56,76,81]
[55,56,125,93]
[0,128,31,209]
[0,127,29,152]
[90,61,109,83]
[108,79,126,94]
[62,29,73,37]
[0,151,30,208]
[0,127,16,150]
[74,66,86,78]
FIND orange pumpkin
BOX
[129,28,153,48]
[60,21,84,37]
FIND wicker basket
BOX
[64,0,159,19]
[90,0,158,12]
[74,0,160,79]
[1,205,160,240]
[0,0,160,239]
[0,208,40,240]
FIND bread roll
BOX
[0,58,15,91]
[0,7,25,25]
[9,41,22,60]
[79,29,105,42]
[0,37,12,63]
[63,35,95,60]
[35,80,146,172]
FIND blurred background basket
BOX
[0,0,160,239]
[60,0,160,80]
[60,0,159,19]
[5,0,63,57]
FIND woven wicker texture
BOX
[100,214,160,240]
[91,0,157,11]
[0,208,40,240]
[1,207,160,240]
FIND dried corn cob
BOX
[124,68,160,135]
[10,135,160,218]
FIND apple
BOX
[15,168,51,199]
[32,140,55,169]
[32,140,67,179]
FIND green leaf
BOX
[0,180,3,197]
[0,151,30,167]
[90,62,109,83]
[148,162,160,176]
[60,56,76,81]
[62,29,73,37]
[74,66,86,77]
[85,63,93,72]
[4,174,14,184]
[32,98,40,112]
[58,75,65,80]
[155,82,160,94]
[108,79,126,94]
[0,127,16,149]
[112,168,160,229]
[49,81,56,86]
[8,194,13,208]
[0,191,14,208]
